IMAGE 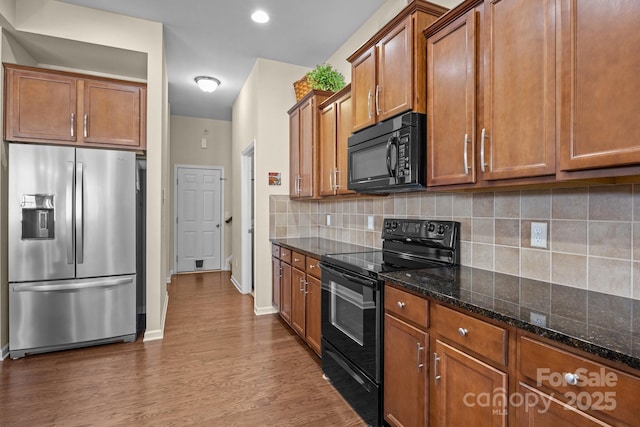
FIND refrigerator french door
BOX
[9,143,136,358]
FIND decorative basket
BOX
[293,75,312,101]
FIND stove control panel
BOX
[383,218,460,247]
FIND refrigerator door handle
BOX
[66,161,74,264]
[76,162,84,264]
[12,277,134,293]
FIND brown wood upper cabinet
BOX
[318,85,354,196]
[4,64,146,151]
[288,90,332,199]
[426,0,556,187]
[348,0,446,133]
[558,0,640,172]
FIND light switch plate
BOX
[367,215,374,230]
[326,214,331,226]
[530,222,548,248]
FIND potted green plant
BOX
[306,64,346,92]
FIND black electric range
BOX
[319,218,460,427]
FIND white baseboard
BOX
[255,305,279,316]
[230,274,243,293]
[143,291,169,342]
[0,343,9,361]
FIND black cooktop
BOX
[321,219,461,279]
[324,250,449,278]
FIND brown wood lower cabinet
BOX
[279,262,292,326]
[384,313,428,427]
[517,383,610,427]
[305,275,322,355]
[384,283,640,426]
[291,267,306,336]
[432,339,508,426]
[271,244,321,357]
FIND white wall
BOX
[170,115,233,270]
[0,0,168,351]
[232,58,310,313]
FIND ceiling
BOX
[54,0,406,121]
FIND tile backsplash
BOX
[270,184,640,300]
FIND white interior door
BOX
[176,167,222,272]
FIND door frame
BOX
[240,141,255,294]
[173,164,225,274]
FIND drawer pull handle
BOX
[564,372,580,386]
[416,343,424,371]
[458,327,468,337]
[397,301,405,308]
[434,352,441,382]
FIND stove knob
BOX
[427,223,435,232]
[437,225,445,234]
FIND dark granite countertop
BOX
[381,266,640,371]
[270,237,375,260]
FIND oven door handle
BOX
[325,347,371,392]
[318,262,377,288]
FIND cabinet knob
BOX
[397,301,405,308]
[309,264,315,268]
[294,258,299,262]
[458,327,468,337]
[564,372,580,386]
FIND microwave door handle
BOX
[386,137,393,177]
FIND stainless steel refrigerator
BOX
[9,143,137,359]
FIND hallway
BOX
[0,272,364,426]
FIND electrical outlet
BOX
[326,214,331,226]
[530,222,548,248]
[367,215,374,230]
[530,312,547,327]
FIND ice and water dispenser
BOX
[21,194,55,239]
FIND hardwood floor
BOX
[0,272,365,426]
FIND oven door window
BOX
[321,266,379,381]
[330,281,375,346]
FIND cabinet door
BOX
[432,340,507,427]
[279,262,292,325]
[272,257,280,310]
[377,15,413,123]
[82,79,142,148]
[384,314,428,427]
[559,0,640,171]
[289,108,300,197]
[298,98,315,198]
[351,46,377,132]
[305,275,321,356]
[319,102,337,196]
[335,91,353,195]
[5,68,77,143]
[517,383,610,426]
[427,10,477,187]
[482,0,556,180]
[291,267,306,337]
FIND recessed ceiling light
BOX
[251,10,269,24]
[194,76,221,93]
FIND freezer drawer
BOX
[9,275,136,358]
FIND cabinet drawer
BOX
[272,244,281,258]
[291,251,306,271]
[306,257,320,279]
[519,336,639,426]
[384,285,429,328]
[432,304,507,367]
[280,248,291,264]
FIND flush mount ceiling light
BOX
[251,10,269,24]
[194,76,221,93]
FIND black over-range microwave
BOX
[347,112,426,193]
